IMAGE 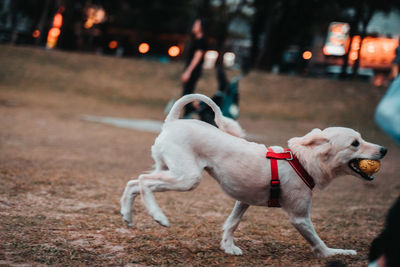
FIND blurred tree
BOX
[34,0,51,46]
[98,0,196,54]
[251,0,341,71]
[250,0,277,70]
[103,0,194,34]
[1,0,52,44]
[57,0,87,50]
[208,0,251,70]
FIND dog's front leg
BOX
[288,213,356,257]
[221,201,249,255]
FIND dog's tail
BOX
[164,94,245,138]
[165,94,222,123]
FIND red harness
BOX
[266,147,315,207]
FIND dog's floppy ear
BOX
[300,128,328,146]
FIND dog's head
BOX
[288,127,387,189]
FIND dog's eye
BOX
[351,140,360,147]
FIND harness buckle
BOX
[286,150,293,161]
[271,180,280,186]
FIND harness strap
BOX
[267,147,281,207]
[285,151,315,189]
[266,147,315,208]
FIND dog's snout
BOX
[380,146,387,157]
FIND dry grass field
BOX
[0,45,399,266]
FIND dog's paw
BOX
[121,210,133,227]
[153,213,169,227]
[338,249,357,256]
[316,248,357,257]
[221,243,243,255]
[121,213,134,227]
[123,219,134,228]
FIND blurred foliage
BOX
[101,0,195,33]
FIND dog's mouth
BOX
[348,159,374,181]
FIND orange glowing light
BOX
[109,40,118,49]
[53,13,63,28]
[322,46,328,55]
[46,27,61,48]
[32,29,40,38]
[349,51,358,61]
[84,21,93,29]
[84,7,106,29]
[138,43,150,54]
[168,46,180,57]
[347,36,398,68]
[351,35,361,50]
[302,51,312,60]
[48,27,61,38]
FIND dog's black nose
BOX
[380,146,387,157]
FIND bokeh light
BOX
[48,27,61,38]
[109,40,118,49]
[302,51,312,60]
[168,46,180,57]
[53,13,63,28]
[84,6,106,29]
[138,43,150,54]
[32,29,40,38]
[349,51,358,61]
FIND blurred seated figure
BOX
[198,65,241,126]
[198,53,250,126]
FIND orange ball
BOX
[358,160,380,175]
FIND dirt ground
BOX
[1,46,400,266]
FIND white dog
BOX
[120,94,387,258]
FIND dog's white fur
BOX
[120,94,386,258]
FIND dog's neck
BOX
[288,144,334,189]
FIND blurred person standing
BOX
[181,18,207,117]
[375,38,400,145]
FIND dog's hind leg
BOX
[138,168,203,227]
[120,178,141,227]
[120,154,168,227]
[221,201,249,255]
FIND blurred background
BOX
[1,1,400,266]
[1,0,399,86]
